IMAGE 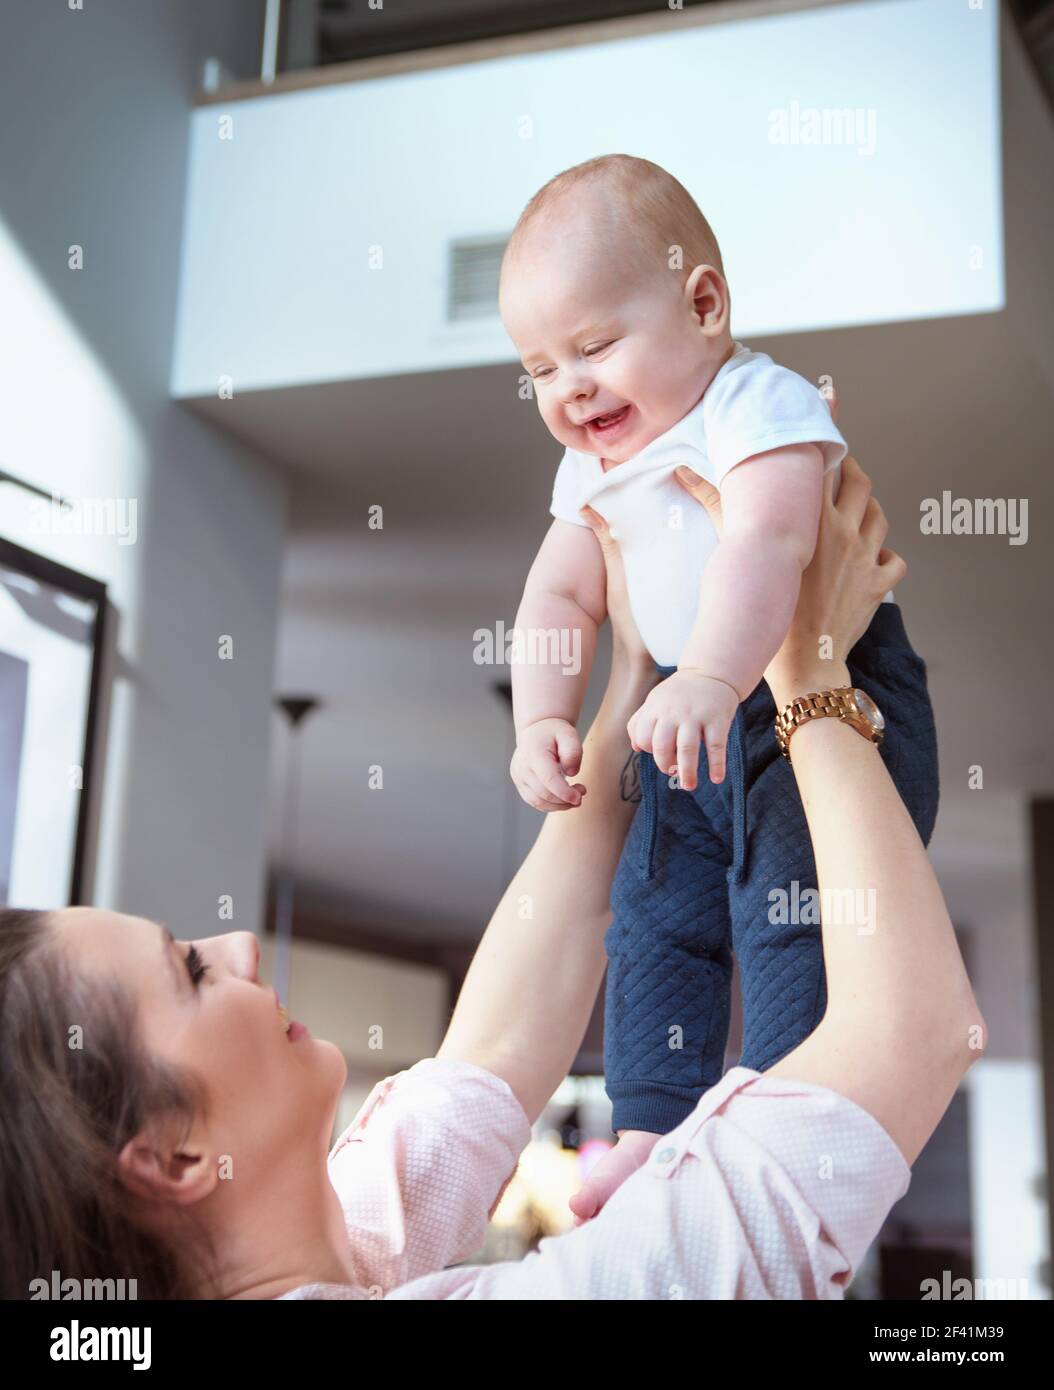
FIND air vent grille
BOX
[447,235,509,321]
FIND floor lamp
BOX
[272,694,320,1004]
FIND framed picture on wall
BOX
[0,538,108,907]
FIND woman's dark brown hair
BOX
[0,906,217,1298]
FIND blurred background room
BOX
[1,0,1052,1297]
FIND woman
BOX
[0,456,983,1300]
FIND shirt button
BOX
[656,1146,677,1164]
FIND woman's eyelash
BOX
[185,945,211,988]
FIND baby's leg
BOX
[728,752,828,1071]
[574,760,732,1220]
[604,759,733,1127]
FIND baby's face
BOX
[501,225,718,465]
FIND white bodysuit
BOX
[549,342,850,667]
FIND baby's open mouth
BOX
[584,405,631,434]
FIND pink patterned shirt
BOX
[277,1058,910,1300]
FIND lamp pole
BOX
[272,694,320,1003]
[261,0,283,83]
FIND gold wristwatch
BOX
[774,687,885,760]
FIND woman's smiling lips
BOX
[277,1001,309,1041]
[273,987,307,1039]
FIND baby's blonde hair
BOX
[504,153,725,288]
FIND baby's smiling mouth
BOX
[581,405,632,436]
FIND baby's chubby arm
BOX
[629,444,823,787]
[510,519,607,812]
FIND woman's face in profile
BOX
[49,907,346,1194]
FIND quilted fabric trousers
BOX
[604,603,939,1135]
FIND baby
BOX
[499,154,938,1219]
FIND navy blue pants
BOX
[604,603,939,1135]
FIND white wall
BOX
[0,0,287,932]
[173,0,1002,397]
[968,1062,1049,1297]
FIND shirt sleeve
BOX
[703,360,847,485]
[384,1068,911,1300]
[550,448,591,527]
[326,1057,532,1296]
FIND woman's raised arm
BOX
[672,454,984,1164]
[755,459,984,1163]
[436,515,659,1123]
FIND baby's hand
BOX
[627,671,740,788]
[510,718,586,812]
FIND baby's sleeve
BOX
[703,360,847,486]
[550,448,591,527]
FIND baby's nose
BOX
[560,375,594,404]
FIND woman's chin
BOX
[292,1032,347,1094]
[306,1040,349,1129]
[314,1036,347,1085]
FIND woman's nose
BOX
[222,930,260,983]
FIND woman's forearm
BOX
[765,665,984,1166]
[438,649,658,1123]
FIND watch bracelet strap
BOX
[774,687,879,759]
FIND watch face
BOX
[853,689,885,733]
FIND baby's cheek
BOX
[538,401,565,441]
[547,418,581,451]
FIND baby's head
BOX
[499,154,732,465]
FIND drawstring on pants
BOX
[726,708,748,885]
[638,750,660,879]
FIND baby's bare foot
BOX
[568,1129,660,1225]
